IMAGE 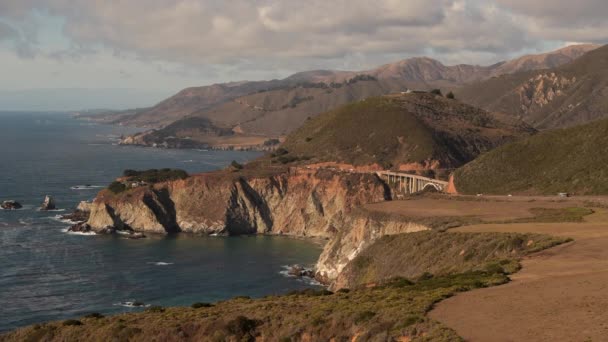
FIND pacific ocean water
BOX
[0,112,322,332]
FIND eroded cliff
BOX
[86,167,436,285]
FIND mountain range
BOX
[84,44,599,149]
[457,44,608,129]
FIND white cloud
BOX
[0,0,605,92]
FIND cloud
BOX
[0,0,605,74]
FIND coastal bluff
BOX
[84,167,429,284]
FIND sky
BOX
[0,0,606,110]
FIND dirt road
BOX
[429,209,608,341]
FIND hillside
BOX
[275,93,534,171]
[454,117,608,195]
[93,45,596,149]
[0,230,567,341]
[457,44,608,129]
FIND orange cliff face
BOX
[87,168,390,237]
[446,174,458,195]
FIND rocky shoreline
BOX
[72,167,431,286]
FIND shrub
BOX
[62,319,83,326]
[146,305,165,313]
[108,181,126,194]
[354,310,376,324]
[230,160,244,170]
[430,89,443,96]
[272,148,289,157]
[191,302,213,309]
[232,296,251,300]
[84,312,104,319]
[263,138,280,146]
[121,169,189,184]
[446,91,455,99]
[225,316,260,337]
[305,137,312,142]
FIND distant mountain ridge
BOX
[91,44,598,149]
[457,44,608,129]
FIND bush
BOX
[354,310,376,324]
[146,305,165,313]
[225,316,260,337]
[84,312,104,319]
[120,169,189,184]
[191,302,213,309]
[108,181,127,194]
[430,89,443,96]
[62,319,83,326]
[446,91,455,99]
[271,148,289,157]
[230,160,244,170]
[263,138,280,146]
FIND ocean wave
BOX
[114,301,150,308]
[70,185,103,190]
[147,261,174,266]
[60,228,97,236]
[51,215,77,224]
[181,159,194,163]
[279,265,322,286]
[36,208,66,212]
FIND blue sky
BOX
[0,0,606,110]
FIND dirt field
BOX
[429,208,608,341]
[366,195,595,222]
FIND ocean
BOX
[0,112,322,332]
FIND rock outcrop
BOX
[40,195,56,211]
[83,167,438,285]
[1,200,22,210]
[87,168,388,236]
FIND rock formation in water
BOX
[40,195,56,211]
[1,200,22,210]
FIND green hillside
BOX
[454,118,608,195]
[277,93,534,170]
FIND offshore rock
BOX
[40,195,56,211]
[1,200,22,210]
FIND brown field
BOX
[428,204,608,341]
[366,195,600,222]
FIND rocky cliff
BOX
[85,167,436,285]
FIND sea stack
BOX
[40,195,56,211]
[1,200,22,210]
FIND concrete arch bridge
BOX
[376,171,449,194]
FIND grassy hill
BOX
[457,44,608,129]
[454,117,608,195]
[274,93,534,171]
[1,231,568,342]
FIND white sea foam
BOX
[114,301,150,308]
[279,265,322,286]
[70,185,103,190]
[147,261,174,266]
[60,228,97,236]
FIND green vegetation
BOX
[122,168,189,183]
[62,320,82,326]
[229,160,244,170]
[108,181,127,194]
[455,117,608,195]
[336,231,569,289]
[277,94,530,169]
[83,313,104,319]
[430,89,443,96]
[191,302,213,309]
[2,230,569,341]
[446,91,455,99]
